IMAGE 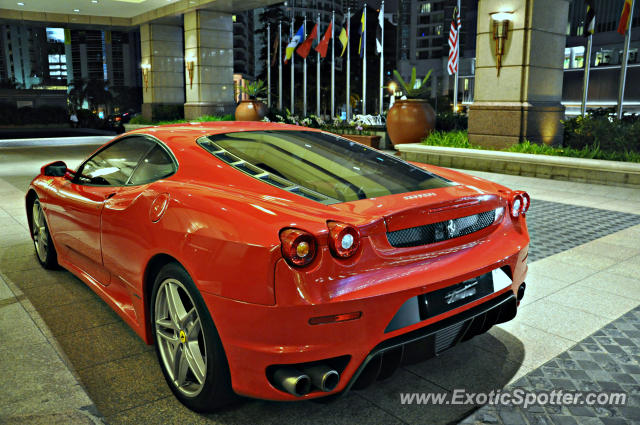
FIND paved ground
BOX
[0,139,639,424]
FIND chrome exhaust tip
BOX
[303,365,340,392]
[273,367,312,397]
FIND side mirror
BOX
[42,161,69,177]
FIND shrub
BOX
[423,130,479,149]
[563,108,640,153]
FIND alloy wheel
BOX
[154,278,207,397]
[32,200,48,263]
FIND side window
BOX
[129,145,176,185]
[77,137,154,186]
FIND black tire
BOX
[31,198,58,269]
[150,262,235,412]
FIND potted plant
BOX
[235,80,268,121]
[386,68,436,146]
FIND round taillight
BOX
[327,221,360,258]
[520,192,531,214]
[510,193,524,218]
[280,228,317,267]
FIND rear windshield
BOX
[199,130,452,203]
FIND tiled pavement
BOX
[0,141,639,424]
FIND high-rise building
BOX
[396,0,476,102]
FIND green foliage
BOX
[129,114,233,125]
[422,130,640,163]
[424,131,481,149]
[563,108,640,154]
[392,68,433,99]
[240,80,267,99]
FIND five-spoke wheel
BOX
[150,262,234,412]
[31,198,57,269]
[155,278,207,397]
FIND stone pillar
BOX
[468,0,568,148]
[183,10,235,119]
[140,22,184,121]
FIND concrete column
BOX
[468,0,569,148]
[140,22,185,121]
[183,10,235,119]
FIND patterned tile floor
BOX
[461,307,640,425]
[526,200,640,263]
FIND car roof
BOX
[127,121,320,149]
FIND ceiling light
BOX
[73,8,80,12]
[17,2,25,5]
[91,0,98,3]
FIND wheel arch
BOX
[143,253,180,343]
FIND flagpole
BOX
[362,6,367,116]
[581,33,593,116]
[347,7,351,120]
[331,10,335,118]
[291,18,295,114]
[278,21,282,110]
[267,24,271,108]
[617,0,635,119]
[379,1,384,116]
[303,15,308,117]
[453,0,460,113]
[317,13,321,117]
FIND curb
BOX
[395,144,640,188]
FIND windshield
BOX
[199,131,452,203]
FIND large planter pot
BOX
[235,100,267,121]
[386,99,436,146]
[340,134,381,149]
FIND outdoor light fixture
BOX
[186,60,195,89]
[141,63,150,92]
[490,11,514,76]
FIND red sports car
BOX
[27,122,529,412]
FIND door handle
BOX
[105,192,116,200]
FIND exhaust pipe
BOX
[303,365,340,392]
[273,367,311,397]
[517,282,526,301]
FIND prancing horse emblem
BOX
[447,219,457,237]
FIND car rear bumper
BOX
[200,248,527,401]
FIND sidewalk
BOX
[0,177,103,424]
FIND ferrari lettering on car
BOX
[26,122,530,412]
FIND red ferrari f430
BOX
[27,122,529,412]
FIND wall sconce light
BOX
[141,63,150,92]
[186,60,195,89]
[490,11,514,76]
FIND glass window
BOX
[77,137,155,186]
[129,145,176,185]
[199,131,452,203]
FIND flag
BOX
[338,19,348,57]
[315,21,332,58]
[447,6,460,75]
[271,29,280,67]
[585,0,596,36]
[376,4,384,54]
[358,9,366,58]
[297,23,318,59]
[618,0,632,35]
[285,25,304,63]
